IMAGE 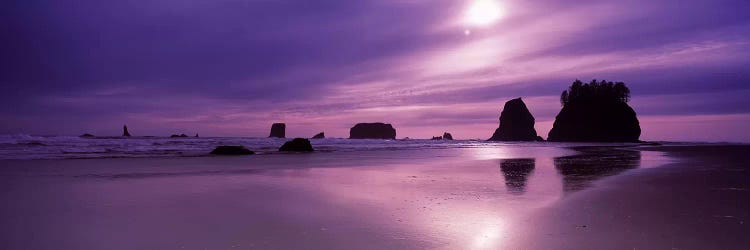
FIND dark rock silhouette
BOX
[195,133,199,138]
[170,134,188,138]
[79,133,95,138]
[279,138,314,152]
[488,98,540,141]
[443,132,453,140]
[349,123,396,139]
[122,125,131,137]
[311,132,325,139]
[431,132,454,140]
[500,158,535,195]
[549,80,641,142]
[554,147,640,193]
[210,146,255,155]
[269,123,286,138]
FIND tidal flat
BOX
[0,142,747,249]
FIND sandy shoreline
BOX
[0,144,747,249]
[507,145,750,249]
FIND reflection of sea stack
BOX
[349,123,396,139]
[269,123,286,138]
[489,98,541,141]
[548,80,640,142]
[500,158,535,195]
[311,132,325,139]
[554,148,641,193]
[122,125,131,137]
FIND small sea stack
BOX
[488,98,541,141]
[210,146,255,155]
[431,136,443,140]
[269,123,286,138]
[79,133,95,138]
[312,132,325,139]
[443,132,454,140]
[170,134,188,138]
[349,123,396,139]
[279,138,314,152]
[548,79,641,142]
[122,125,132,137]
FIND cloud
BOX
[1,0,749,141]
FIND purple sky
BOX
[2,0,750,142]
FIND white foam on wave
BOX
[0,135,647,160]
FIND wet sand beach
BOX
[507,145,750,249]
[0,143,747,249]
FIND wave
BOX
[0,135,662,160]
[74,168,266,179]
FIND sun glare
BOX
[465,0,503,27]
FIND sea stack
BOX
[279,138,314,152]
[349,123,396,139]
[269,123,286,138]
[443,132,454,140]
[488,98,540,141]
[548,80,641,142]
[122,125,131,137]
[311,132,325,139]
[210,146,255,155]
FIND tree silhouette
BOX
[560,79,631,106]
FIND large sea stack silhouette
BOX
[122,125,131,137]
[269,123,286,138]
[311,132,325,139]
[349,123,396,139]
[548,79,641,142]
[488,98,541,141]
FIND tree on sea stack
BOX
[548,79,641,142]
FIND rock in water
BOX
[311,132,325,139]
[548,100,640,142]
[269,123,286,138]
[170,134,188,138]
[279,138,314,152]
[122,125,132,137]
[431,136,443,140]
[349,123,397,139]
[210,146,255,155]
[443,132,454,140]
[79,133,95,138]
[488,98,540,141]
[548,80,641,142]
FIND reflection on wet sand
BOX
[499,158,535,195]
[553,147,641,193]
[0,146,664,249]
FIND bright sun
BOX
[464,0,504,27]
